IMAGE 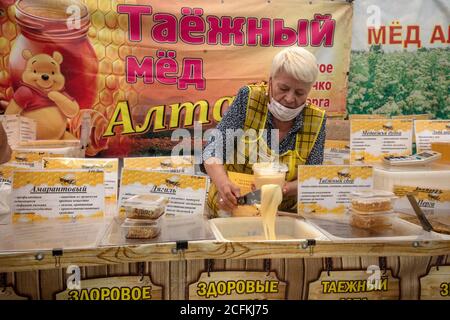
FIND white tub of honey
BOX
[209,216,328,242]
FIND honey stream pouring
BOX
[259,184,283,240]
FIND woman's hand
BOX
[282,180,297,197]
[216,178,241,211]
[203,158,241,211]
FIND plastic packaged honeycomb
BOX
[122,218,161,240]
[349,210,394,230]
[122,194,169,220]
[350,190,396,213]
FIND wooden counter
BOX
[1,239,449,300]
[1,239,450,273]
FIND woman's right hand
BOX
[216,178,241,211]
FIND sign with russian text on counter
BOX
[0,164,20,188]
[420,266,450,300]
[43,158,118,202]
[56,276,162,300]
[350,119,413,164]
[11,170,105,223]
[324,140,350,165]
[8,150,65,169]
[189,272,286,300]
[298,165,373,214]
[308,270,399,300]
[393,185,450,214]
[414,120,450,153]
[119,169,207,216]
[123,156,195,174]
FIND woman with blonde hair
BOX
[202,47,326,217]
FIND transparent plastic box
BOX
[121,218,162,239]
[122,194,169,220]
[373,163,450,191]
[350,190,397,213]
[349,210,395,230]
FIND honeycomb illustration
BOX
[297,165,373,181]
[13,171,103,188]
[121,169,206,190]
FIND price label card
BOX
[0,164,20,188]
[11,170,105,222]
[123,156,195,174]
[393,185,450,213]
[415,120,450,153]
[9,150,64,169]
[298,165,373,214]
[43,158,118,203]
[119,169,207,216]
[324,140,350,165]
[350,119,413,164]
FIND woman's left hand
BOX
[282,181,297,197]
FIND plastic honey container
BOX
[252,162,288,189]
[121,218,162,239]
[122,194,169,220]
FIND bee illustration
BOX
[428,193,440,201]
[60,174,76,185]
[165,176,180,187]
[15,154,28,162]
[160,159,173,168]
[383,122,394,130]
[355,156,365,162]
[337,169,351,179]
[303,207,316,214]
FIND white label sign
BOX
[415,120,450,153]
[119,169,207,216]
[11,170,105,222]
[350,119,413,164]
[298,165,373,214]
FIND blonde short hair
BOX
[270,47,318,85]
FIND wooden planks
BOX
[14,271,40,300]
[397,256,432,300]
[1,240,449,273]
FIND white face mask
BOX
[267,97,305,121]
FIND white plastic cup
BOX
[252,162,288,189]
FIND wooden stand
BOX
[0,240,449,300]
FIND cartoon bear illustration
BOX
[5,50,79,140]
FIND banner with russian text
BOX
[348,0,449,119]
[0,0,352,157]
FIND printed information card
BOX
[298,165,373,214]
[324,140,351,165]
[123,156,195,174]
[119,169,207,216]
[350,119,413,164]
[414,120,450,153]
[12,170,105,222]
[43,158,118,202]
